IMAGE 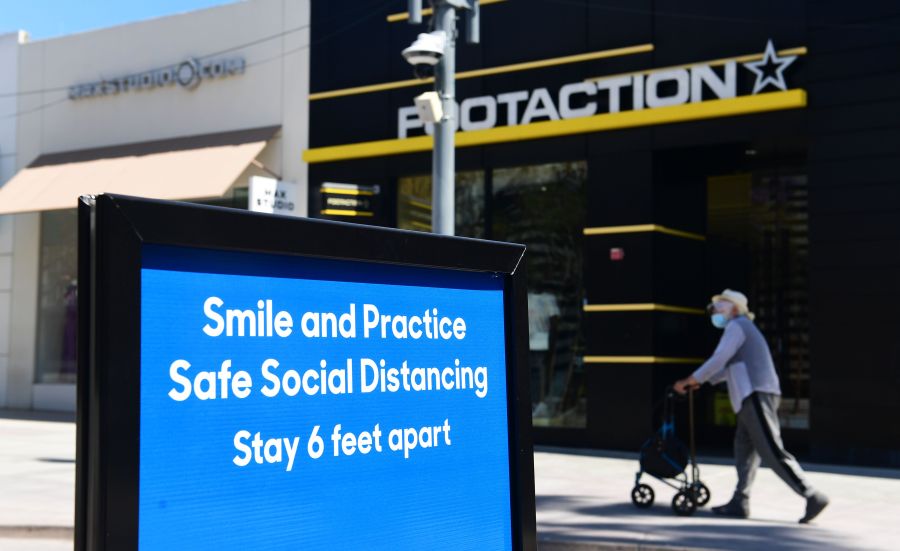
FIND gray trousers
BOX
[733,392,814,502]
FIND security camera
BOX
[402,31,446,78]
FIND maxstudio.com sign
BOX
[69,56,246,100]
[398,40,798,139]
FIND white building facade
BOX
[0,0,310,411]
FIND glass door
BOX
[491,161,588,428]
[707,171,810,429]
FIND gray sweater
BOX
[692,316,781,413]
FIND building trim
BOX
[583,303,706,315]
[584,356,705,365]
[320,209,374,217]
[583,224,706,241]
[30,125,280,166]
[320,187,375,196]
[308,43,654,101]
[304,89,806,163]
[586,46,808,83]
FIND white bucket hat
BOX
[711,288,755,320]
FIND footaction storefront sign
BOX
[303,39,806,163]
[76,195,536,550]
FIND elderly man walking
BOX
[674,289,829,523]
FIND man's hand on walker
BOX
[674,376,700,394]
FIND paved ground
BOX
[0,411,74,551]
[536,447,900,550]
[1,411,899,550]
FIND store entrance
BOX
[706,170,810,432]
[654,144,810,453]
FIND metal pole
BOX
[432,2,456,236]
[689,388,698,479]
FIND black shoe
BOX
[799,492,829,524]
[712,501,749,518]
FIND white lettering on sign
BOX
[398,62,740,138]
[202,296,294,338]
[248,176,300,217]
[167,359,254,402]
[68,56,245,100]
[459,96,497,131]
[361,303,466,340]
[232,430,301,472]
[558,82,597,119]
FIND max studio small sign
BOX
[68,56,246,100]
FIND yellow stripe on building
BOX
[584,356,706,364]
[587,47,808,83]
[320,209,374,217]
[406,198,432,210]
[583,224,706,241]
[309,43,654,101]
[583,303,706,315]
[320,187,375,196]
[303,89,807,163]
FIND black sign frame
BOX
[76,194,536,550]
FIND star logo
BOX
[743,40,797,94]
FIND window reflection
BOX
[36,209,78,383]
[397,171,485,238]
[707,171,810,429]
[492,161,587,428]
[34,190,252,385]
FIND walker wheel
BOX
[631,484,654,508]
[672,490,697,516]
[690,481,711,507]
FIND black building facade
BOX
[306,0,900,467]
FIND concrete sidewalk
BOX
[1,413,898,550]
[0,412,74,551]
[536,447,900,551]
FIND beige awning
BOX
[0,126,279,215]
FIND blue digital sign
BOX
[138,244,513,550]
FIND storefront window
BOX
[35,209,78,383]
[33,190,251,385]
[397,171,485,238]
[492,161,587,428]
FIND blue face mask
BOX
[711,313,729,329]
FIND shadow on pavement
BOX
[0,526,73,540]
[0,409,74,423]
[537,494,856,551]
[537,445,900,480]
